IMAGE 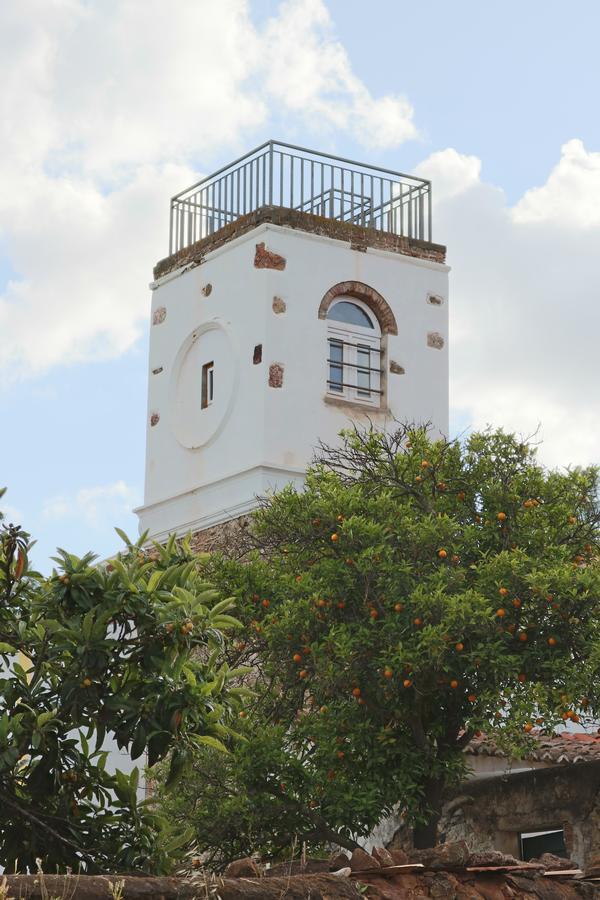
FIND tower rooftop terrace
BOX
[155,141,445,279]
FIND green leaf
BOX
[190,734,229,754]
[131,724,147,760]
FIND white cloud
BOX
[0,0,417,384]
[419,142,600,468]
[415,148,482,202]
[513,139,600,228]
[261,0,416,148]
[43,480,138,528]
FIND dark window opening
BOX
[201,361,214,409]
[520,829,567,861]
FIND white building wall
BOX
[136,222,449,541]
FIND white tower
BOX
[135,142,449,543]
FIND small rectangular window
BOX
[201,361,214,409]
[328,339,344,392]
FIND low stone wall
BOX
[3,868,599,900]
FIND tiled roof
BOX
[466,732,600,765]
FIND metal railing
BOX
[168,140,432,255]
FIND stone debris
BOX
[224,857,261,878]
[410,840,471,871]
[372,846,396,867]
[349,847,380,871]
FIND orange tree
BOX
[157,426,600,859]
[0,494,245,872]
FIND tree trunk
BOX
[413,776,445,849]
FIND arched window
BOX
[326,298,382,405]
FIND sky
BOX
[1,0,599,570]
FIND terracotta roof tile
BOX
[466,732,600,764]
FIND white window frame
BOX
[326,298,381,406]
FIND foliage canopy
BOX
[0,497,244,873]
[156,426,600,862]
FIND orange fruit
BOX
[518,632,528,642]
[524,723,533,733]
[403,679,413,688]
[262,599,270,608]
[438,549,447,559]
[239,711,247,719]
[415,475,423,483]
[317,598,327,608]
[437,482,447,491]
[337,600,346,609]
[420,460,430,469]
[450,679,459,689]
[383,668,393,679]
[455,642,464,652]
[468,694,477,703]
[394,603,404,612]
[518,673,526,683]
[299,670,308,679]
[548,637,557,647]
[337,515,344,523]
[352,687,361,698]
[568,515,577,525]
[496,608,506,618]
[499,587,509,597]
[497,512,507,522]
[512,598,522,608]
[369,609,379,619]
[413,617,423,627]
[331,533,338,543]
[457,491,466,502]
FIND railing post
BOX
[169,202,174,256]
[268,141,274,207]
[428,185,432,243]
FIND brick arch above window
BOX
[318,281,398,336]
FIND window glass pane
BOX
[327,301,374,329]
[357,345,370,396]
[329,339,343,392]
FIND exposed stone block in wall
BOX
[201,283,212,296]
[268,363,284,388]
[152,306,166,325]
[150,412,160,426]
[254,242,286,270]
[427,293,444,305]
[152,366,163,375]
[190,516,254,557]
[427,331,445,350]
[390,360,405,374]
[253,344,263,365]
[272,296,287,314]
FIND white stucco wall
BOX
[135,222,449,540]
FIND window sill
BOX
[323,394,390,415]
